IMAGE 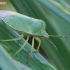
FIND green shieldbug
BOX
[0,10,67,62]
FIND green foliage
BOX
[0,0,70,70]
[0,19,56,70]
[0,44,32,70]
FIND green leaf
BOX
[0,44,33,70]
[9,0,70,70]
[0,18,56,70]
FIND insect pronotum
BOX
[0,10,67,62]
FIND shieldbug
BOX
[0,10,67,62]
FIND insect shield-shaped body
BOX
[0,10,67,62]
[0,10,49,38]
[0,10,49,62]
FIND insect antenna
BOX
[46,38,57,50]
[45,35,68,49]
[49,35,68,38]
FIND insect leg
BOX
[0,35,23,42]
[35,37,41,52]
[13,36,29,56]
[26,37,34,63]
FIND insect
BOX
[0,10,67,62]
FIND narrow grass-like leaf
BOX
[9,0,70,70]
[0,44,33,70]
[36,0,70,23]
[0,17,56,70]
[0,44,21,70]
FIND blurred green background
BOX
[0,0,70,70]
